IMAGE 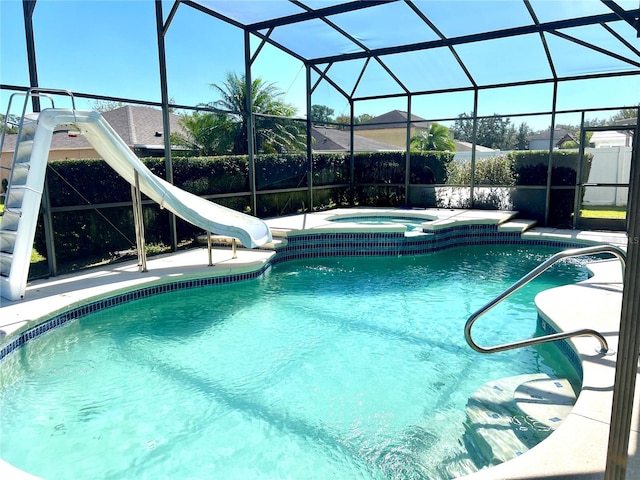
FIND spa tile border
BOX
[271,225,585,264]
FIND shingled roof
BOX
[354,110,430,130]
[527,128,577,145]
[101,105,185,148]
[311,126,400,152]
[1,105,185,155]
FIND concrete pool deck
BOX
[0,207,635,479]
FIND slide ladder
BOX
[1,114,36,264]
[0,90,272,301]
[1,92,57,302]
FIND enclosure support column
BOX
[404,95,412,207]
[23,0,57,276]
[604,111,640,480]
[23,0,40,113]
[573,112,587,228]
[155,0,177,251]
[306,64,314,211]
[349,100,356,204]
[544,81,558,226]
[470,89,478,207]
[245,30,257,215]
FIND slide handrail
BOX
[464,244,627,354]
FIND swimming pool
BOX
[0,245,584,479]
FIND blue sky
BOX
[0,1,309,113]
[1,0,639,132]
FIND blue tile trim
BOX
[0,224,589,362]
[538,315,584,377]
[0,265,269,361]
[274,225,584,263]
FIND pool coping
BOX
[0,207,634,479]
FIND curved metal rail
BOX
[465,244,627,354]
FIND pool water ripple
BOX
[0,245,586,479]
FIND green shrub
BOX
[313,153,349,186]
[446,155,515,186]
[508,150,593,186]
[256,154,307,190]
[172,156,249,194]
[354,152,404,184]
[354,186,404,207]
[409,151,454,184]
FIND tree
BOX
[451,113,475,144]
[0,114,18,134]
[608,107,638,123]
[91,97,177,113]
[90,99,126,112]
[357,113,374,123]
[515,122,532,150]
[334,113,375,129]
[452,113,518,150]
[311,104,334,123]
[170,111,235,156]
[410,123,456,152]
[185,72,304,155]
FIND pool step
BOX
[463,373,577,469]
[497,218,537,233]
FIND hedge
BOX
[508,150,593,186]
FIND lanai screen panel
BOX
[188,0,640,102]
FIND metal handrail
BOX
[465,244,627,355]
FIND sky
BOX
[1,0,639,132]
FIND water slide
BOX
[0,108,272,301]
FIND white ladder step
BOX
[7,163,30,186]
[0,209,21,231]
[0,251,13,276]
[14,139,34,164]
[4,187,26,209]
[0,230,17,254]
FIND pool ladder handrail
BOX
[465,244,627,355]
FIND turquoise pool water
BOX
[329,215,428,232]
[0,245,584,479]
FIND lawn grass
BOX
[580,205,627,219]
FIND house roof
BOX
[101,105,185,148]
[311,126,401,152]
[527,128,577,146]
[354,110,430,130]
[590,130,633,148]
[610,117,637,127]
[2,105,185,154]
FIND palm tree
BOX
[411,123,456,152]
[174,72,305,156]
[171,111,235,156]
